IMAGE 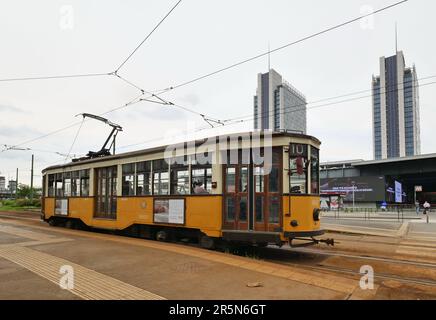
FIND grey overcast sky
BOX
[0,0,435,186]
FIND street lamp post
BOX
[352,181,355,211]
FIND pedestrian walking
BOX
[423,201,431,224]
[415,200,420,215]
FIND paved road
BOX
[322,215,436,241]
[0,213,358,300]
[322,217,403,230]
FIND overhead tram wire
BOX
[7,72,434,160]
[0,0,407,153]
[39,78,436,172]
[105,0,408,125]
[64,117,85,163]
[114,77,436,152]
[114,0,183,73]
[0,145,78,158]
[1,91,219,153]
[0,0,185,149]
[221,74,436,123]
[1,93,144,152]
[29,77,436,165]
[152,0,408,94]
[130,75,436,140]
[0,72,111,83]
[0,1,184,83]
[220,79,436,128]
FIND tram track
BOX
[259,246,436,288]
[2,211,436,289]
[274,246,436,269]
[2,211,435,269]
[0,211,41,222]
[277,260,436,287]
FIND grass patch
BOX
[0,199,41,212]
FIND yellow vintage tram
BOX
[41,131,329,248]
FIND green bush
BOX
[15,198,41,207]
[1,200,16,207]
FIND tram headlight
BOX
[290,220,298,227]
[313,208,320,221]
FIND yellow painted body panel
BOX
[44,196,223,237]
[117,197,154,227]
[69,198,94,219]
[44,195,320,241]
[44,198,55,217]
[185,197,222,237]
[282,195,321,234]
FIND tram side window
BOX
[254,167,264,192]
[269,167,280,193]
[191,167,212,194]
[310,146,320,194]
[48,174,55,197]
[263,148,281,193]
[136,161,151,195]
[289,144,308,194]
[80,169,90,196]
[55,173,63,197]
[63,172,72,197]
[153,159,169,195]
[191,152,212,194]
[269,196,280,223]
[122,163,135,196]
[225,167,236,193]
[170,156,189,195]
[225,197,235,221]
[71,171,80,196]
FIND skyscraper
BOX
[0,176,5,191]
[253,69,307,134]
[372,51,420,160]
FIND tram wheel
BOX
[199,235,215,250]
[65,220,74,229]
[48,219,57,227]
[156,230,168,242]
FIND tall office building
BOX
[8,180,17,194]
[372,51,421,160]
[253,69,307,134]
[0,176,5,191]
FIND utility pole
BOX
[30,154,34,198]
[15,168,18,199]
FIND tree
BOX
[16,184,41,199]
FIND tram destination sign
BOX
[289,143,308,157]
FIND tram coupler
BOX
[314,237,335,246]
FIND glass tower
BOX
[372,51,420,160]
[253,69,306,134]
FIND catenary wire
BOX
[0,0,409,154]
[153,0,409,93]
[114,0,183,73]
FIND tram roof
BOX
[42,131,321,173]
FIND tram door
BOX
[223,164,249,230]
[94,166,117,219]
[253,148,282,232]
[223,148,282,232]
